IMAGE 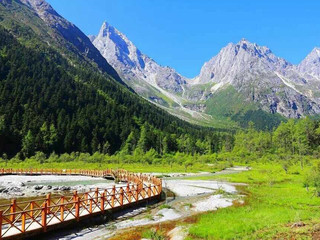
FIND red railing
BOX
[0,168,162,239]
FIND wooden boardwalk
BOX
[0,168,162,239]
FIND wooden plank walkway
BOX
[0,168,162,239]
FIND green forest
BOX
[0,26,225,158]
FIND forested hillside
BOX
[0,19,226,157]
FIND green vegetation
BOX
[159,204,172,210]
[0,151,234,173]
[188,162,320,239]
[205,86,285,130]
[142,228,166,240]
[179,117,320,239]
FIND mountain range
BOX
[2,0,320,133]
[91,22,320,129]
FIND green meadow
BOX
[188,162,320,239]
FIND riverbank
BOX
[39,167,247,240]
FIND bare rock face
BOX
[297,47,320,78]
[92,22,187,95]
[195,39,320,118]
[197,39,290,85]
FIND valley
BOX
[1,0,320,239]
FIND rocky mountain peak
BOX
[98,21,112,36]
[297,47,320,77]
[93,21,146,70]
[198,39,290,84]
[92,21,187,95]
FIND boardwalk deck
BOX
[0,169,162,239]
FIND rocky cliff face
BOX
[92,22,188,108]
[197,39,290,85]
[297,47,320,78]
[195,39,320,118]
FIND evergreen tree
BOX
[22,130,35,157]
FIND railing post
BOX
[46,193,51,214]
[22,212,26,232]
[120,187,124,206]
[10,199,16,223]
[75,197,80,221]
[135,184,139,201]
[101,192,105,211]
[95,188,99,203]
[73,190,78,202]
[42,202,47,232]
[89,196,93,213]
[148,184,151,197]
[127,184,131,203]
[111,186,115,208]
[60,196,64,221]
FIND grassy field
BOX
[187,163,320,239]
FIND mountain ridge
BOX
[91,21,320,127]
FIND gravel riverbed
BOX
[0,175,123,199]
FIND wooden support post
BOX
[46,193,51,214]
[95,188,99,203]
[135,185,139,201]
[73,190,78,202]
[75,197,80,221]
[22,212,26,232]
[127,184,131,203]
[148,184,151,197]
[120,187,124,206]
[101,192,105,211]
[30,201,35,218]
[42,203,47,232]
[89,197,93,214]
[10,199,16,223]
[60,197,64,221]
[111,186,115,208]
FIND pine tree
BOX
[22,130,35,157]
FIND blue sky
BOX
[47,0,320,78]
